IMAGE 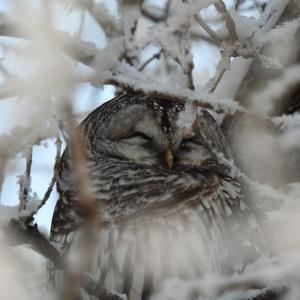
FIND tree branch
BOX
[140,0,171,23]
[0,21,98,67]
[5,218,125,300]
[0,157,7,199]
[138,49,162,71]
[194,14,222,46]
[214,0,238,44]
[18,147,33,211]
[23,137,62,224]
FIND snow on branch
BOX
[0,20,98,67]
[22,137,62,224]
[214,0,238,44]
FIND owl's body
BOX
[50,93,265,299]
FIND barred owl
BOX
[50,93,265,300]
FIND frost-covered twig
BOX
[0,157,6,199]
[234,0,293,103]
[212,0,293,106]
[138,49,163,71]
[18,147,33,211]
[206,53,231,93]
[106,74,245,114]
[0,20,98,68]
[198,0,239,94]
[23,137,62,224]
[86,3,121,38]
[214,0,238,44]
[140,0,171,23]
[179,27,195,90]
[0,72,95,101]
[194,14,222,45]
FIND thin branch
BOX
[214,0,238,44]
[23,137,62,224]
[75,1,121,39]
[234,0,243,11]
[0,157,7,200]
[138,49,163,71]
[206,54,231,93]
[181,37,195,90]
[77,8,85,39]
[194,14,222,45]
[0,72,95,101]
[0,21,98,67]
[18,147,33,211]
[186,61,195,90]
[140,0,171,23]
[187,31,221,45]
[0,60,9,77]
[233,0,293,106]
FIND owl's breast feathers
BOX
[50,152,263,300]
[51,150,241,234]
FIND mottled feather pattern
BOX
[49,93,266,300]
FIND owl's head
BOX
[81,93,231,175]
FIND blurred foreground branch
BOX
[4,218,286,300]
[23,137,62,224]
[5,219,124,300]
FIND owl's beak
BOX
[164,147,174,169]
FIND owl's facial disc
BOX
[94,102,215,170]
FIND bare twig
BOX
[138,49,163,71]
[23,137,62,224]
[18,147,33,211]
